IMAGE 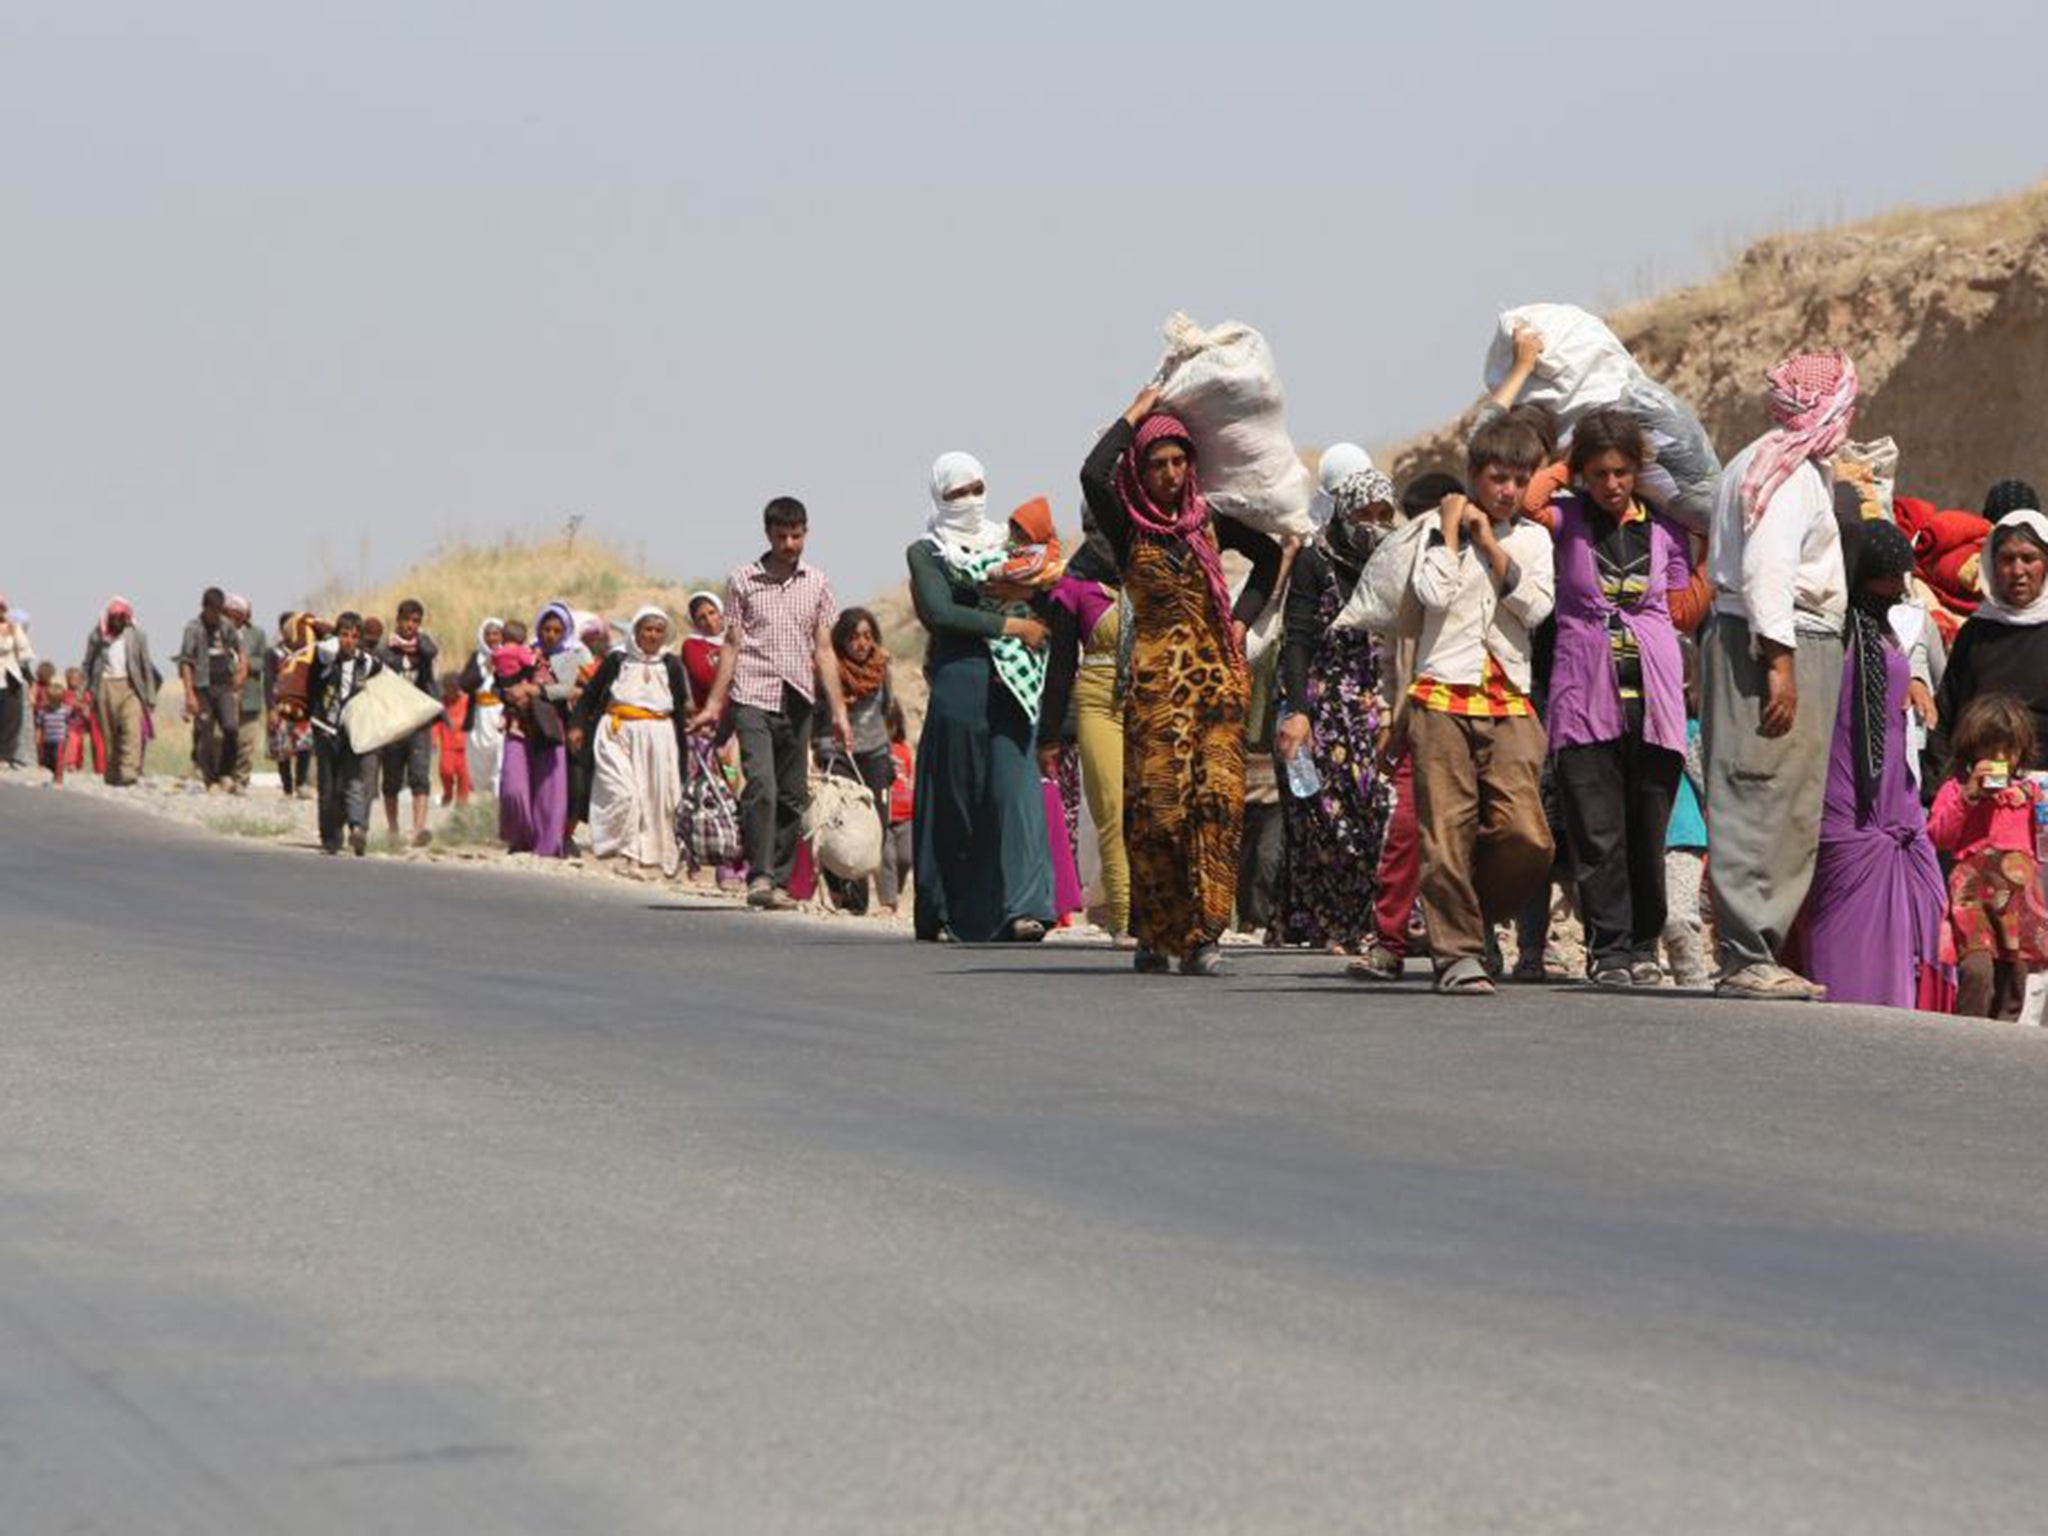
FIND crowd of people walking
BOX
[6,333,2046,1021]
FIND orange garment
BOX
[1524,461,1572,519]
[433,695,469,770]
[888,739,914,824]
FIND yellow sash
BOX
[607,702,672,735]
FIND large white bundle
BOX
[1483,303,1640,421]
[340,669,443,754]
[802,764,882,879]
[1484,302,1722,534]
[1155,313,1315,539]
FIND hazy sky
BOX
[3,2,2041,656]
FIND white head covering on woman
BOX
[474,616,506,674]
[1975,508,2048,627]
[627,604,672,659]
[925,451,1008,570]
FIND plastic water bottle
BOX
[2033,772,2048,865]
[1284,749,1322,800]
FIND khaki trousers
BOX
[99,678,147,785]
[1073,661,1129,936]
[1700,615,1843,974]
[1409,707,1553,970]
[234,710,264,789]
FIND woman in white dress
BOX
[571,605,690,876]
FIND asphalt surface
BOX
[3,786,2046,1534]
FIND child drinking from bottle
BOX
[1928,693,2048,1019]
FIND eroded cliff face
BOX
[1392,185,2048,510]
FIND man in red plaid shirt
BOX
[688,497,852,909]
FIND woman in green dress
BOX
[906,451,1056,942]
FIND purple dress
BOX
[500,733,569,857]
[1804,642,1946,1007]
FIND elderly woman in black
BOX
[1935,499,2048,772]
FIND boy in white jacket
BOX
[1407,417,1557,994]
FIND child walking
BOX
[62,668,103,777]
[1927,693,2048,1019]
[1406,417,1558,994]
[435,677,472,806]
[879,699,915,916]
[31,663,69,782]
[309,613,384,856]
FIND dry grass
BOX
[1609,180,2048,350]
[312,532,720,658]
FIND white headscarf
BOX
[627,604,672,659]
[1975,508,2048,628]
[475,615,505,673]
[925,451,1006,569]
[685,590,724,646]
[1311,443,1375,531]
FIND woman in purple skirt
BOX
[1803,520,1947,1008]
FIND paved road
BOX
[3,788,2046,1533]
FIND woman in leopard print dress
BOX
[1079,386,1282,976]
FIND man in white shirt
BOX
[1701,350,1858,1001]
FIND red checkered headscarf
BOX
[1114,412,1240,660]
[1739,350,1859,528]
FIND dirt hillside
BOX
[1391,182,2048,506]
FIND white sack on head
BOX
[1153,313,1315,539]
[1484,301,1723,534]
[1483,303,1640,419]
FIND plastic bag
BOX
[1834,437,1901,521]
[1620,376,1722,534]
[340,669,442,754]
[1155,313,1315,539]
[801,761,882,879]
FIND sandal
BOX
[1346,941,1402,982]
[1435,958,1496,996]
[1715,963,1825,1001]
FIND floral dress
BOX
[1279,579,1392,948]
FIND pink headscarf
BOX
[1114,413,1239,660]
[1739,351,1859,528]
[102,597,134,639]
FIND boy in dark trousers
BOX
[310,612,384,856]
[376,597,440,848]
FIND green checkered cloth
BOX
[941,547,1047,725]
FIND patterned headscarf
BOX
[1845,518,1917,812]
[1114,412,1239,660]
[1739,351,1859,528]
[1983,479,2042,521]
[1328,466,1397,577]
